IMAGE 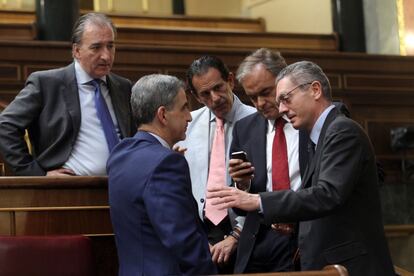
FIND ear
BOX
[156,106,168,126]
[227,72,235,90]
[311,81,323,100]
[72,43,80,59]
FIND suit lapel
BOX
[62,63,81,136]
[250,114,268,193]
[298,129,309,177]
[107,74,131,138]
[300,108,338,188]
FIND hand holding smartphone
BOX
[231,151,248,162]
[230,151,254,190]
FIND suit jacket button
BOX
[200,198,204,203]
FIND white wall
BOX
[242,0,333,34]
[363,0,400,55]
[185,0,242,17]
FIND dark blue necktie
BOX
[91,79,120,151]
[308,141,316,162]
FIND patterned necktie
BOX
[308,141,316,162]
[91,79,120,151]
[272,118,290,190]
[205,117,227,225]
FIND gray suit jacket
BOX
[0,63,134,176]
[260,108,395,275]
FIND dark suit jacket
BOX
[0,63,134,175]
[260,108,395,275]
[108,131,216,276]
[230,112,309,273]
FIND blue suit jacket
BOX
[108,131,216,276]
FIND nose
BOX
[210,90,221,101]
[257,96,266,108]
[278,101,288,114]
[187,110,192,122]
[100,47,111,60]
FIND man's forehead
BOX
[82,23,114,39]
[193,69,224,88]
[276,77,293,94]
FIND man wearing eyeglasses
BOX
[208,61,395,275]
[177,55,255,273]
[224,48,308,273]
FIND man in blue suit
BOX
[108,74,217,276]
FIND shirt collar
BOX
[74,60,107,85]
[310,104,335,145]
[267,114,291,133]
[147,132,170,149]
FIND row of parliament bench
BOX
[1,39,414,184]
[0,176,412,275]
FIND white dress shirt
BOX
[265,117,301,191]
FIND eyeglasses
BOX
[276,82,313,105]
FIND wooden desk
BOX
[0,176,111,236]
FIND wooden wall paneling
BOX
[23,64,66,79]
[326,73,342,89]
[0,64,20,81]
[0,9,266,32]
[344,74,414,92]
[0,10,34,24]
[283,51,414,74]
[366,119,414,157]
[1,41,414,186]
[116,27,338,52]
[0,22,36,41]
[110,14,266,32]
[112,67,163,83]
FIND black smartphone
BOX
[231,151,248,162]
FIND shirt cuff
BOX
[235,180,251,191]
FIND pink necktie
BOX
[272,118,290,190]
[205,117,227,225]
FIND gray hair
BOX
[131,74,185,127]
[276,61,332,101]
[71,12,116,44]
[236,48,287,82]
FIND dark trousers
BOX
[244,224,298,273]
[204,217,235,274]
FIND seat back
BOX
[0,235,94,276]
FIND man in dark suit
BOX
[108,74,216,276]
[0,13,134,176]
[209,61,395,275]
[226,48,307,273]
